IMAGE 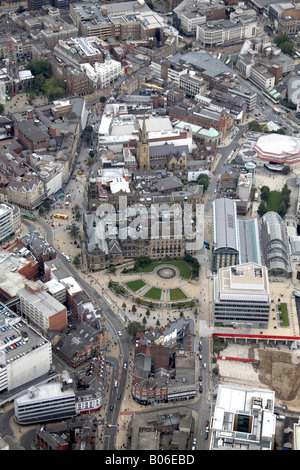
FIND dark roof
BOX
[15,120,49,142]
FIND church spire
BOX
[141,115,148,144]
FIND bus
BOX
[272,107,281,115]
[23,214,37,220]
[58,193,64,199]
[53,213,69,220]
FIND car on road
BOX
[117,394,121,400]
[118,330,122,336]
[105,422,112,428]
[114,380,118,388]
[205,420,209,427]
[205,431,209,440]
[123,363,127,370]
[110,405,114,411]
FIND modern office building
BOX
[213,263,271,328]
[17,281,67,332]
[209,384,276,450]
[228,82,257,111]
[14,381,76,425]
[196,15,257,47]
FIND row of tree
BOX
[27,58,65,102]
[274,34,295,57]
[248,121,286,135]
[257,184,291,218]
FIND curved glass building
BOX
[260,211,291,277]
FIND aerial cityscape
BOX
[0,0,300,454]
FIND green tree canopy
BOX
[197,173,209,191]
[257,201,267,217]
[260,185,270,202]
[28,58,51,78]
[274,34,295,56]
[68,224,79,238]
[73,255,81,267]
[126,321,145,337]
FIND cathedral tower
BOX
[137,116,150,170]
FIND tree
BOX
[68,224,79,238]
[280,41,294,56]
[197,173,209,191]
[46,86,64,102]
[43,76,65,101]
[248,120,269,133]
[132,305,137,313]
[33,74,46,91]
[281,183,291,198]
[0,103,4,115]
[257,201,267,217]
[44,199,51,211]
[126,321,145,337]
[29,58,51,78]
[260,186,270,202]
[274,34,295,56]
[282,166,291,175]
[73,255,81,267]
[278,201,288,218]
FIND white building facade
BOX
[81,57,122,89]
[0,203,14,243]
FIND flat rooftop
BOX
[0,303,49,366]
[216,263,270,301]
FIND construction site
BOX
[215,339,300,410]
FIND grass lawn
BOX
[125,279,146,292]
[266,191,282,213]
[169,288,188,301]
[140,260,192,280]
[278,302,289,327]
[143,287,162,300]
